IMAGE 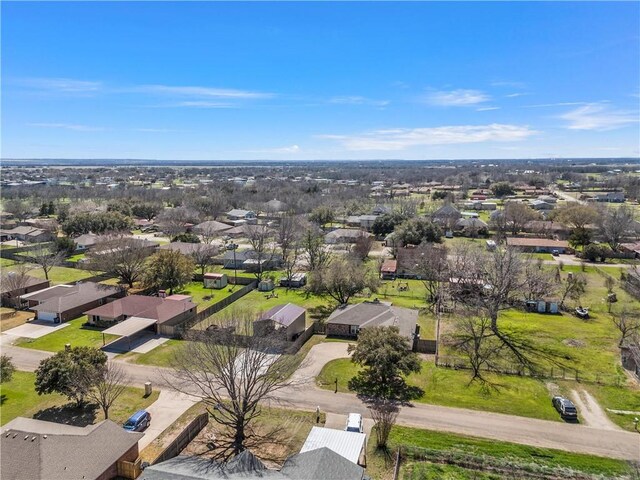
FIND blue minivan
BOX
[123,410,151,432]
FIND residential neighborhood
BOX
[2,1,640,479]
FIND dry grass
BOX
[0,309,35,332]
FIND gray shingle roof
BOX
[1,418,142,480]
[328,302,418,339]
[31,282,121,314]
[281,447,365,480]
[257,303,305,327]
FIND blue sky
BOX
[2,1,639,160]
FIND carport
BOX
[102,316,157,351]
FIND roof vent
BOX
[43,435,47,439]
[24,435,29,440]
[31,436,36,442]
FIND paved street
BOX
[3,343,639,461]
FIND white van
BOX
[345,413,363,433]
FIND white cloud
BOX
[138,84,273,99]
[559,103,638,131]
[27,122,104,131]
[505,93,528,98]
[18,77,102,93]
[318,124,537,151]
[424,89,490,106]
[476,107,501,112]
[329,96,389,107]
[524,102,590,108]
[161,101,236,108]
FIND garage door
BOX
[37,311,58,322]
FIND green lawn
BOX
[317,359,559,421]
[1,370,159,426]
[0,258,16,267]
[29,265,97,284]
[367,426,633,479]
[581,383,640,431]
[129,339,187,367]
[176,281,243,313]
[66,253,86,263]
[194,286,331,330]
[15,317,117,352]
[402,463,501,480]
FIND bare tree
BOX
[301,227,331,272]
[309,257,379,305]
[191,243,219,276]
[3,199,33,223]
[350,231,374,261]
[1,263,35,290]
[29,245,65,281]
[281,241,302,291]
[246,224,277,283]
[558,273,587,308]
[598,205,635,251]
[86,362,129,420]
[277,214,302,262]
[86,236,151,288]
[449,316,505,385]
[612,306,640,347]
[415,243,449,309]
[169,315,298,460]
[368,399,399,449]
[157,207,201,237]
[522,261,557,301]
[503,202,540,236]
[448,244,524,333]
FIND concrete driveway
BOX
[3,320,68,339]
[291,342,353,385]
[140,389,199,450]
[103,332,170,354]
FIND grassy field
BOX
[581,383,640,431]
[402,463,501,479]
[317,359,559,421]
[15,317,117,352]
[365,425,633,480]
[1,370,159,426]
[0,257,16,267]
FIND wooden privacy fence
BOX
[117,458,142,479]
[0,242,54,260]
[163,281,257,337]
[153,413,209,465]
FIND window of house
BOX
[349,325,359,335]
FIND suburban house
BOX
[431,204,461,226]
[222,250,283,270]
[88,238,159,257]
[621,339,640,381]
[253,303,306,341]
[226,209,257,221]
[301,426,367,466]
[74,233,100,251]
[204,272,227,289]
[529,199,555,211]
[159,242,218,257]
[455,217,488,236]
[523,221,571,239]
[591,192,625,203]
[24,282,124,323]
[1,417,142,480]
[84,294,196,329]
[325,228,372,244]
[140,449,366,480]
[0,226,54,243]
[264,198,288,213]
[380,259,397,280]
[620,241,640,258]
[326,301,418,340]
[395,244,447,278]
[192,220,233,236]
[506,237,572,254]
[0,274,50,308]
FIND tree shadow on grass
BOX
[33,402,98,427]
[0,394,6,406]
